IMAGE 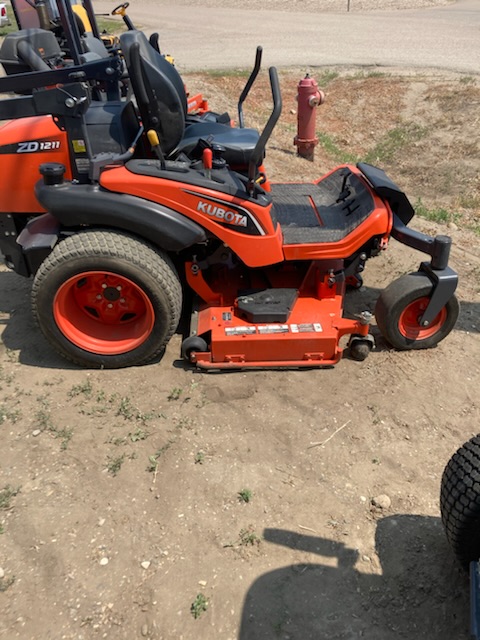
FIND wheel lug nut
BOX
[116,286,122,291]
[102,283,107,289]
[120,298,125,303]
[96,294,102,300]
[107,303,113,309]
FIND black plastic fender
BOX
[34,179,207,253]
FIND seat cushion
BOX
[176,122,260,168]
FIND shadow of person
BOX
[239,515,469,640]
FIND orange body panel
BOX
[100,166,285,268]
[0,116,70,213]
[100,164,392,267]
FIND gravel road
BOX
[94,0,479,73]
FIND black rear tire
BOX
[440,435,480,570]
[32,230,182,369]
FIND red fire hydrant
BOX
[294,74,325,161]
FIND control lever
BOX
[147,129,166,170]
[202,147,213,180]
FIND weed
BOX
[68,378,93,398]
[0,575,15,592]
[35,407,53,430]
[238,489,253,503]
[0,485,20,510]
[130,428,149,442]
[0,366,14,385]
[176,416,193,430]
[106,454,125,476]
[5,348,17,363]
[190,593,209,619]
[117,396,136,420]
[147,455,159,474]
[194,451,205,465]
[147,441,174,473]
[54,427,73,451]
[35,396,53,430]
[238,525,261,546]
[459,75,476,85]
[0,524,4,534]
[0,404,21,424]
[168,387,183,401]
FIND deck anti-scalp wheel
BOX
[374,272,459,350]
[441,436,480,570]
[32,230,182,368]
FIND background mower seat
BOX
[119,30,260,168]
[0,29,64,75]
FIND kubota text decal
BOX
[184,191,265,236]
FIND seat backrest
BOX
[120,30,186,155]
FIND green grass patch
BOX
[318,122,428,166]
[364,124,428,165]
[317,131,358,165]
[414,198,455,224]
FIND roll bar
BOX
[238,46,262,128]
[247,66,282,195]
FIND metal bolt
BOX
[107,303,113,309]
[102,283,107,289]
[359,311,373,325]
[116,286,122,291]
[96,294,102,300]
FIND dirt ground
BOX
[1,60,480,640]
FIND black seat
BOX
[119,30,260,168]
[0,29,64,75]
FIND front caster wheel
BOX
[181,336,208,363]
[375,273,459,350]
[348,334,375,361]
[32,230,182,369]
[441,435,480,570]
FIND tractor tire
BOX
[441,436,480,570]
[32,230,182,368]
[375,272,459,350]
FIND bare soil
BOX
[0,67,479,640]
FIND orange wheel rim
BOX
[399,296,447,340]
[54,271,155,355]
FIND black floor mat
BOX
[271,167,375,245]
